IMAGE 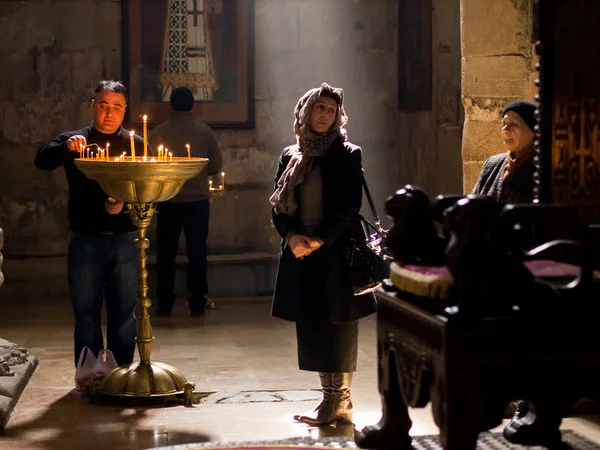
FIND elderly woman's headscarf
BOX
[269,82,348,216]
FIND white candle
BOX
[129,130,136,161]
[143,115,148,158]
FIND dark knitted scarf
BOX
[269,83,348,216]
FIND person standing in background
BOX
[150,86,222,317]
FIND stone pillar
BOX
[460,0,536,193]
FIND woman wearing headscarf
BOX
[473,100,557,445]
[472,101,537,203]
[269,83,376,426]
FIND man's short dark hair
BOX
[95,80,128,103]
[170,87,194,112]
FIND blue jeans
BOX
[67,231,138,367]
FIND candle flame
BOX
[143,115,148,121]
[114,157,120,162]
[150,158,157,162]
[129,130,135,136]
[221,172,225,176]
[158,145,164,150]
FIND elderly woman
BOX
[472,101,537,203]
[269,83,375,426]
[473,100,560,446]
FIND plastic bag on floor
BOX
[75,347,118,392]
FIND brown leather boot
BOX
[294,372,354,426]
[331,372,354,424]
[294,372,334,426]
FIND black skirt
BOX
[296,320,359,373]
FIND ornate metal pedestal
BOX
[75,157,208,402]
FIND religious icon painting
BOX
[124,0,255,128]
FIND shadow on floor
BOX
[3,390,212,450]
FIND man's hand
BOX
[105,198,124,215]
[66,135,87,152]
[289,234,313,259]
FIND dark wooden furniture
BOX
[356,192,600,450]
[355,0,600,448]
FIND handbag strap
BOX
[361,172,381,229]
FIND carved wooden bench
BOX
[355,189,600,450]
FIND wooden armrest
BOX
[524,239,595,289]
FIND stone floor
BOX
[1,278,600,449]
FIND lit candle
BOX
[209,180,213,190]
[150,158,157,163]
[143,115,148,158]
[86,148,90,159]
[158,145,164,161]
[186,144,190,159]
[114,157,120,162]
[164,148,169,162]
[100,149,105,160]
[221,172,225,189]
[129,130,136,161]
[106,142,110,160]
[169,152,173,162]
[79,144,83,158]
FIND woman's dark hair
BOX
[319,86,342,105]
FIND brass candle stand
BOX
[74,157,208,402]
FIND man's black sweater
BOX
[35,125,145,233]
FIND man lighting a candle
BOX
[150,86,222,317]
[34,80,146,368]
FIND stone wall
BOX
[460,0,537,193]
[0,0,462,260]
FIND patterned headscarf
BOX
[269,83,348,216]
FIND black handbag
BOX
[343,176,392,295]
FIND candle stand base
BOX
[98,361,195,404]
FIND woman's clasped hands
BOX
[289,234,323,259]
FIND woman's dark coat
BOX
[271,138,376,324]
[472,153,535,204]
